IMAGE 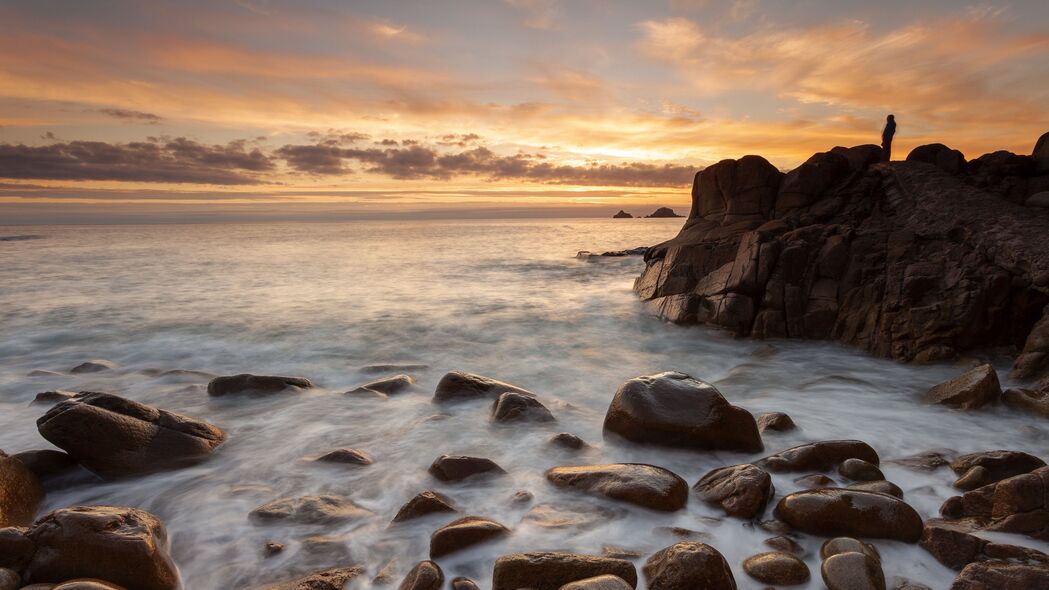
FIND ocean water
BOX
[0,219,1047,589]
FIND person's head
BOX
[887,114,895,121]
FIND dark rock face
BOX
[545,463,688,511]
[949,450,1045,490]
[391,491,457,523]
[314,448,374,466]
[920,519,1049,571]
[821,551,885,590]
[492,391,555,423]
[0,527,34,571]
[398,560,443,590]
[265,567,363,590]
[428,455,506,482]
[742,551,809,585]
[775,488,923,542]
[207,374,313,396]
[926,364,1001,409]
[11,450,79,483]
[491,552,638,590]
[634,146,1049,376]
[642,542,735,590]
[950,559,1049,590]
[602,372,762,453]
[907,143,966,175]
[645,207,683,218]
[0,452,43,527]
[349,374,415,396]
[433,372,532,402]
[693,464,773,519]
[23,506,179,590]
[429,516,509,558]
[757,440,879,472]
[939,466,1049,540]
[613,210,633,219]
[249,495,372,524]
[36,392,226,480]
[756,412,795,432]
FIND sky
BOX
[1,0,1048,223]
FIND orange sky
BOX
[1,0,1048,222]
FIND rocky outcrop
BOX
[939,465,1049,540]
[491,552,637,590]
[634,137,1049,378]
[645,207,683,218]
[207,374,313,396]
[949,450,1045,490]
[612,210,633,219]
[36,392,226,479]
[545,463,688,511]
[925,364,1001,409]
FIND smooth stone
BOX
[0,451,44,527]
[207,374,313,396]
[249,495,372,525]
[0,527,34,571]
[693,463,773,518]
[559,575,633,590]
[391,491,457,523]
[848,480,904,498]
[52,581,127,590]
[492,391,555,423]
[758,440,879,472]
[820,537,881,564]
[821,551,886,590]
[546,463,688,511]
[491,552,638,590]
[348,374,415,396]
[433,371,532,403]
[450,577,481,590]
[642,542,735,590]
[776,489,923,542]
[398,560,443,590]
[839,458,885,481]
[11,450,80,482]
[757,411,796,432]
[429,516,509,558]
[794,474,835,488]
[428,455,506,482]
[742,551,810,585]
[764,535,804,555]
[549,433,589,450]
[69,360,117,374]
[925,364,1001,409]
[313,448,374,466]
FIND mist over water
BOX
[1,219,1047,589]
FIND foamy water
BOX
[1,219,1046,589]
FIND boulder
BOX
[36,392,226,479]
[742,551,809,585]
[22,506,178,590]
[612,210,633,219]
[69,360,117,374]
[313,448,374,466]
[398,560,443,590]
[1001,387,1049,418]
[689,156,782,221]
[775,488,923,542]
[757,440,879,472]
[821,551,885,590]
[819,537,881,562]
[265,567,363,590]
[559,575,633,590]
[949,450,1045,490]
[545,464,688,511]
[0,568,17,590]
[207,374,312,396]
[969,150,1036,178]
[907,143,967,175]
[0,451,43,527]
[838,458,885,481]
[451,578,480,590]
[950,559,1049,589]
[491,552,637,590]
[939,466,1049,540]
[433,371,531,402]
[642,542,735,590]
[692,463,773,519]
[925,364,1001,409]
[830,145,883,173]
[848,480,903,498]
[429,516,509,558]
[602,372,762,453]
[917,519,1048,571]
[756,412,795,432]
[549,433,589,450]
[348,374,415,396]
[1034,131,1049,173]
[391,491,457,523]
[0,527,34,571]
[249,495,372,525]
[795,474,835,488]
[428,455,505,482]
[776,151,851,212]
[492,391,555,423]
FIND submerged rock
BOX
[926,364,1001,409]
[742,551,809,585]
[433,371,532,402]
[549,432,589,450]
[391,491,457,523]
[491,552,638,590]
[30,391,75,406]
[693,463,773,519]
[207,374,313,396]
[398,560,443,590]
[428,455,506,482]
[756,411,795,432]
[603,372,762,452]
[69,360,117,374]
[838,458,885,481]
[36,392,226,479]
[348,374,415,396]
[492,391,555,423]
[545,463,688,511]
[776,488,923,542]
[642,542,735,590]
[757,440,879,472]
[265,567,363,590]
[249,495,372,525]
[0,451,43,527]
[429,516,509,558]
[313,448,374,466]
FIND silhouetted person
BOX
[881,114,896,162]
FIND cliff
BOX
[635,133,1049,381]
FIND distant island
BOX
[612,210,633,218]
[645,207,684,218]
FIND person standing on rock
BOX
[881,114,896,162]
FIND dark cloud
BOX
[305,130,370,144]
[98,108,163,124]
[0,138,274,184]
[436,133,482,147]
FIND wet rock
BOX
[22,506,178,590]
[492,391,555,423]
[693,463,773,519]
[642,542,735,590]
[298,535,352,563]
[916,519,1048,571]
[11,450,80,483]
[491,552,638,590]
[794,473,835,488]
[886,451,950,472]
[398,560,443,590]
[263,541,284,557]
[820,537,881,562]
[757,412,795,432]
[69,360,117,374]
[838,458,885,481]
[742,551,810,585]
[510,490,534,504]
[451,577,480,590]
[1001,387,1049,418]
[893,580,932,590]
[940,466,1049,540]
[758,440,879,472]
[349,374,415,397]
[207,373,313,396]
[433,371,532,402]
[0,451,43,527]
[249,495,372,525]
[313,448,374,466]
[559,575,633,590]
[429,516,509,558]
[30,391,75,406]
[907,143,967,174]
[52,581,127,590]
[925,364,1001,409]
[764,535,804,555]
[546,463,688,511]
[0,527,34,571]
[522,502,617,531]
[821,551,886,590]
[848,480,903,498]
[265,567,364,590]
[949,450,1045,490]
[549,433,588,450]
[950,559,1049,589]
[602,372,762,452]
[776,488,923,542]
[0,568,17,590]
[391,491,457,523]
[36,392,226,479]
[428,454,506,482]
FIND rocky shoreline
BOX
[2,363,1048,589]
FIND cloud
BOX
[505,0,560,30]
[435,133,482,147]
[0,138,273,184]
[98,108,163,124]
[529,67,605,101]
